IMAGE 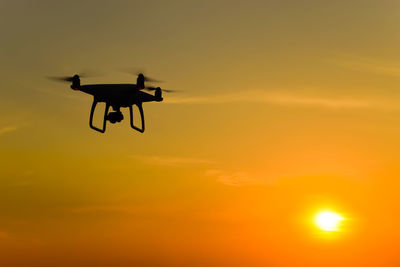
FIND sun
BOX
[314,211,344,231]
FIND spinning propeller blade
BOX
[47,76,76,82]
[47,70,102,83]
[141,74,163,83]
[144,86,180,93]
[117,68,163,83]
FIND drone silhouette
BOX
[49,73,175,133]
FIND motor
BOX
[70,75,81,90]
[155,87,162,101]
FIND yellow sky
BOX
[2,1,400,266]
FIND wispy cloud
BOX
[0,125,18,136]
[330,56,400,77]
[70,203,182,216]
[132,155,213,167]
[71,205,138,214]
[205,169,265,187]
[165,90,381,109]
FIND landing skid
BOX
[89,100,145,133]
[129,104,145,133]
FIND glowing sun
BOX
[314,211,344,231]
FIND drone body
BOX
[53,73,167,133]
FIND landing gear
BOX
[88,101,145,133]
[107,111,124,123]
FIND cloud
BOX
[165,90,381,109]
[71,205,137,214]
[132,155,213,167]
[70,203,183,216]
[329,55,400,77]
[0,125,18,136]
[205,169,265,187]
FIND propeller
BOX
[144,86,180,93]
[47,70,102,83]
[141,74,163,83]
[135,73,163,83]
[117,68,164,83]
[47,75,80,82]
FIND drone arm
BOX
[129,103,145,133]
[89,100,109,133]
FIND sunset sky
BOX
[2,1,400,266]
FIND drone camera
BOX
[106,111,124,124]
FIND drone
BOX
[49,73,175,133]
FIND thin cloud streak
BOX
[0,126,18,136]
[330,57,400,77]
[165,90,383,109]
[205,169,266,187]
[71,205,138,214]
[132,155,213,167]
[70,204,185,216]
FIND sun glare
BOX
[314,211,344,231]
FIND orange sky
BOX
[2,1,400,266]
